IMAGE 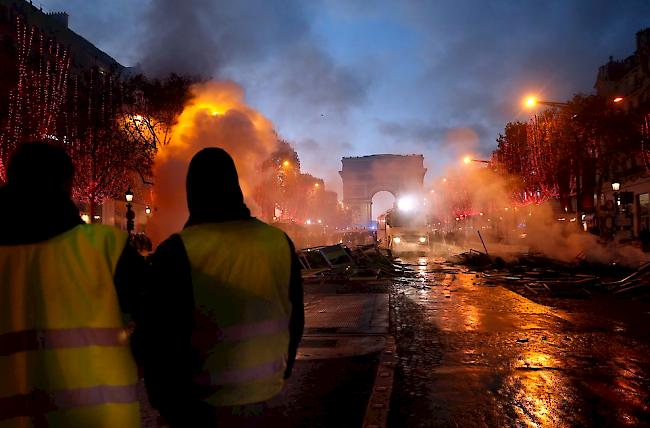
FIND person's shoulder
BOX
[76,224,128,244]
[86,223,127,235]
[250,218,287,236]
[153,233,185,257]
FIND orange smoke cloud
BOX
[148,80,278,245]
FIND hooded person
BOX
[0,142,145,427]
[143,147,304,427]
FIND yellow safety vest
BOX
[179,219,292,407]
[0,224,140,428]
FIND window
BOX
[639,193,650,231]
[639,193,649,215]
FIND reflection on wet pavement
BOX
[389,256,650,427]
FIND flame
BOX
[148,81,279,245]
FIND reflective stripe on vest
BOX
[0,384,138,421]
[180,220,292,406]
[0,224,140,427]
[211,318,289,343]
[0,327,129,356]
[195,358,286,386]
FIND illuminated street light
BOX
[612,182,620,191]
[125,188,135,234]
[282,160,291,168]
[125,188,134,203]
[145,205,152,215]
[613,97,624,103]
[523,96,568,108]
[314,183,320,188]
[462,155,490,165]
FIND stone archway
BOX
[371,190,396,222]
[339,154,427,226]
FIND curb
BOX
[362,335,396,428]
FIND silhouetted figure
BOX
[0,142,145,427]
[143,148,304,427]
[640,227,650,252]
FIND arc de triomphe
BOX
[339,154,427,226]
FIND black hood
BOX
[184,147,251,227]
[0,142,82,245]
[0,185,82,245]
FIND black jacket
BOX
[0,184,145,316]
[140,221,304,426]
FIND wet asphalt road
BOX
[389,255,650,428]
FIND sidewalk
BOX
[282,283,393,427]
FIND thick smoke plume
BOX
[428,165,647,267]
[147,81,278,245]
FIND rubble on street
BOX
[447,244,650,300]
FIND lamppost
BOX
[611,181,622,237]
[462,156,491,165]
[125,188,135,234]
[523,96,569,108]
[612,181,621,205]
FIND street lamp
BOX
[612,181,621,207]
[125,188,135,234]
[523,96,569,108]
[462,155,490,165]
[145,205,152,215]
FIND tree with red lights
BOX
[0,15,70,179]
[493,94,640,212]
[67,72,193,214]
[0,11,192,215]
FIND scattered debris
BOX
[300,243,394,285]
[300,241,650,300]
[453,250,649,299]
[597,262,650,296]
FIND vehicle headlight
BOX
[393,237,401,244]
[419,237,426,243]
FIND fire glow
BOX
[148,81,279,245]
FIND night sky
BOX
[39,0,650,193]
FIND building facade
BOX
[594,28,650,240]
[0,0,151,234]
